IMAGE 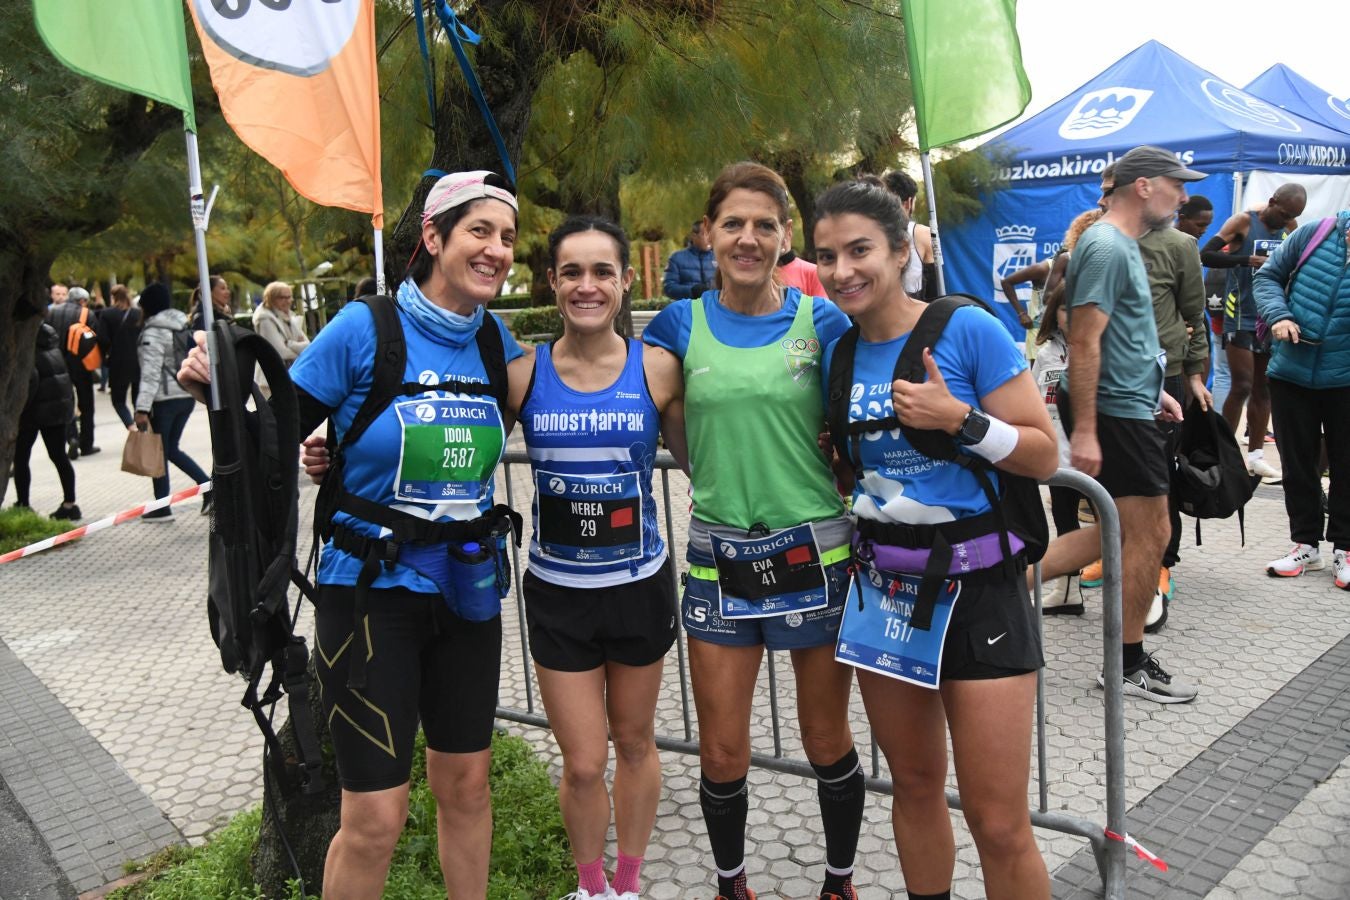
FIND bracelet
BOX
[967,414,1019,464]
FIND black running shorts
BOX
[940,575,1044,680]
[314,584,501,792]
[1059,389,1170,498]
[524,558,678,672]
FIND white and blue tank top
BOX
[520,338,666,587]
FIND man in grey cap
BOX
[46,285,105,457]
[1035,145,1204,703]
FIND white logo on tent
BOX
[1328,95,1350,123]
[991,225,1037,303]
[193,0,361,77]
[1201,80,1302,134]
[1058,88,1153,140]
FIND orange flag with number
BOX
[188,0,383,227]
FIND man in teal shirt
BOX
[1038,146,1201,704]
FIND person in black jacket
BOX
[100,284,142,428]
[45,285,107,457]
[14,323,80,520]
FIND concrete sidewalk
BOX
[1,394,1348,897]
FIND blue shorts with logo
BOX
[681,549,853,651]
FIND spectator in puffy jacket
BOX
[135,283,210,521]
[14,323,80,520]
[662,220,716,299]
[46,285,106,457]
[1253,211,1350,588]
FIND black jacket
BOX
[100,305,143,370]
[22,323,75,428]
[46,301,108,364]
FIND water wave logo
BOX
[1058,88,1153,140]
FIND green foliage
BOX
[508,307,564,342]
[109,732,570,900]
[489,293,534,311]
[630,297,671,311]
[0,506,67,555]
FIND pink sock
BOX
[613,851,643,894]
[577,856,608,895]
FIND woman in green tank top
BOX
[644,162,864,900]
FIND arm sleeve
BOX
[1200,235,1248,268]
[293,387,334,437]
[135,332,166,411]
[641,301,691,358]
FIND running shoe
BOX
[1143,589,1168,634]
[1248,457,1282,483]
[1099,654,1197,703]
[67,438,80,460]
[1077,498,1097,524]
[49,504,81,521]
[1040,576,1084,616]
[1334,549,1349,591]
[560,890,606,900]
[1080,559,1104,588]
[1158,567,1174,601]
[820,885,858,900]
[1266,543,1324,577]
[608,892,639,900]
[141,508,175,523]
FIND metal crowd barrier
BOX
[492,454,1128,899]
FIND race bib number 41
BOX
[395,397,503,503]
[713,523,828,619]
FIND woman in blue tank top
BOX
[506,216,686,900]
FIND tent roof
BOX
[989,40,1350,184]
[1245,63,1350,135]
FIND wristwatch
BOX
[955,406,990,446]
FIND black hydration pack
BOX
[826,294,1048,629]
[1173,399,1258,545]
[310,294,521,690]
[204,319,324,795]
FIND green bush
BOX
[508,306,563,342]
[490,293,533,310]
[0,506,67,555]
[630,297,672,311]
[112,732,572,900]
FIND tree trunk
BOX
[251,653,342,899]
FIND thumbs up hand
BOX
[891,347,969,434]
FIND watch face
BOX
[960,409,990,445]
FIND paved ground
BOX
[1,394,1347,898]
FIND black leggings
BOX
[13,423,76,506]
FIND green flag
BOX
[33,0,196,132]
[902,0,1030,151]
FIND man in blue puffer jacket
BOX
[662,220,716,299]
[1253,210,1350,589]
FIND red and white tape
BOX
[1105,828,1168,872]
[0,481,212,565]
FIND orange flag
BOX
[189,0,383,228]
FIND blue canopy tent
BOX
[1245,64,1350,135]
[942,41,1350,340]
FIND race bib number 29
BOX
[395,397,503,502]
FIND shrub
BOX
[630,297,672,312]
[508,307,563,342]
[0,506,67,555]
[111,732,572,900]
[490,293,533,310]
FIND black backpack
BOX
[204,319,324,795]
[826,294,1048,628]
[1173,399,1259,544]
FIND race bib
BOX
[535,470,643,564]
[713,524,828,619]
[395,396,503,503]
[834,566,961,689]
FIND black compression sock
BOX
[813,748,864,894]
[700,773,749,896]
[1123,641,1145,671]
[908,891,951,900]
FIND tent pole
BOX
[920,150,947,295]
[1231,171,1244,216]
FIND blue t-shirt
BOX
[642,287,852,358]
[291,298,524,591]
[1065,221,1163,420]
[822,306,1026,523]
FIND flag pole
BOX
[184,126,221,409]
[373,228,385,294]
[919,151,947,296]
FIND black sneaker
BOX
[50,504,81,521]
[141,508,174,523]
[1099,654,1197,704]
[79,445,101,456]
[67,440,80,460]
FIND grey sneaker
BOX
[1099,654,1197,703]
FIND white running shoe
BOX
[1144,589,1168,634]
[1334,549,1350,591]
[1267,543,1324,577]
[1040,575,1084,616]
[608,892,639,900]
[1248,457,1283,483]
[560,890,607,900]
